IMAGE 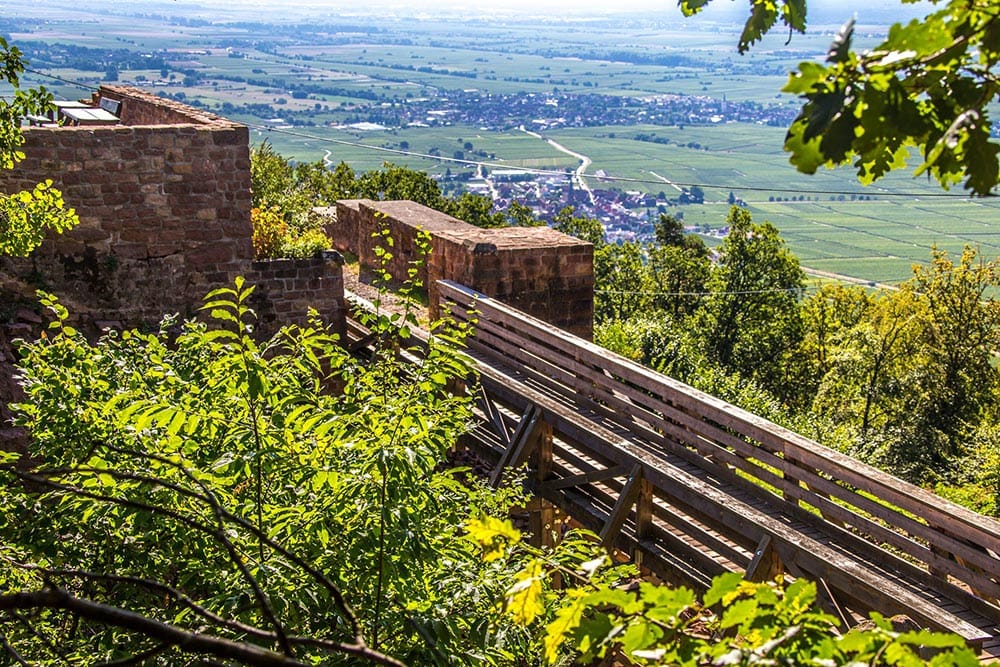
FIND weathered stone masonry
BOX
[0,85,346,335]
[323,199,594,339]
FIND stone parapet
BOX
[324,199,593,338]
[0,86,343,336]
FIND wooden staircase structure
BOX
[348,280,1000,657]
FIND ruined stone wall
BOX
[326,200,594,339]
[96,85,224,126]
[245,253,346,340]
[0,86,345,333]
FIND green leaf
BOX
[678,0,712,17]
[621,619,662,655]
[720,597,758,630]
[897,629,965,649]
[506,559,544,626]
[466,515,521,561]
[704,571,743,607]
[544,592,586,664]
[738,1,780,54]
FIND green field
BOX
[6,0,999,285]
[522,123,999,283]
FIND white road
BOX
[648,170,684,193]
[520,127,595,204]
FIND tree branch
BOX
[15,468,293,656]
[0,589,406,667]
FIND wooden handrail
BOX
[437,279,1000,609]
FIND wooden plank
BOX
[571,366,1000,593]
[471,353,991,642]
[649,494,756,567]
[453,311,1000,598]
[777,539,989,647]
[442,280,1000,553]
[432,287,1000,641]
[543,465,629,491]
[600,464,643,548]
[466,312,1000,586]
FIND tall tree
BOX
[812,247,1000,482]
[695,207,804,395]
[648,214,710,319]
[910,247,1000,462]
[552,205,605,246]
[593,242,651,324]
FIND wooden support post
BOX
[633,478,654,569]
[600,464,643,551]
[745,534,783,582]
[532,419,553,484]
[528,420,557,554]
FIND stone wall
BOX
[0,85,346,336]
[326,199,594,339]
[245,252,346,340]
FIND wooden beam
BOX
[490,404,541,488]
[478,384,511,446]
[745,534,782,582]
[600,464,643,550]
[634,478,655,570]
[542,465,629,492]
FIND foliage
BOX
[0,179,79,257]
[468,518,978,666]
[685,0,1000,194]
[0,37,78,256]
[594,241,650,323]
[693,206,804,398]
[279,226,333,259]
[250,147,519,230]
[250,140,298,213]
[680,0,808,55]
[1,274,533,665]
[552,205,605,246]
[251,206,332,259]
[811,246,1000,483]
[251,205,287,258]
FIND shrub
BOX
[252,206,331,259]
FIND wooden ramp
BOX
[348,282,1000,655]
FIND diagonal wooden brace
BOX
[490,404,542,488]
[542,465,629,492]
[479,384,511,447]
[745,534,783,582]
[600,463,644,550]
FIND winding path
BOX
[520,127,595,204]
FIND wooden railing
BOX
[434,280,1000,647]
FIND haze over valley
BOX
[3,0,992,285]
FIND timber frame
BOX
[348,281,1000,655]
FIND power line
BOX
[595,285,820,298]
[22,67,100,93]
[17,66,1000,200]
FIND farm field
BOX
[5,0,999,285]
[545,123,1000,283]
